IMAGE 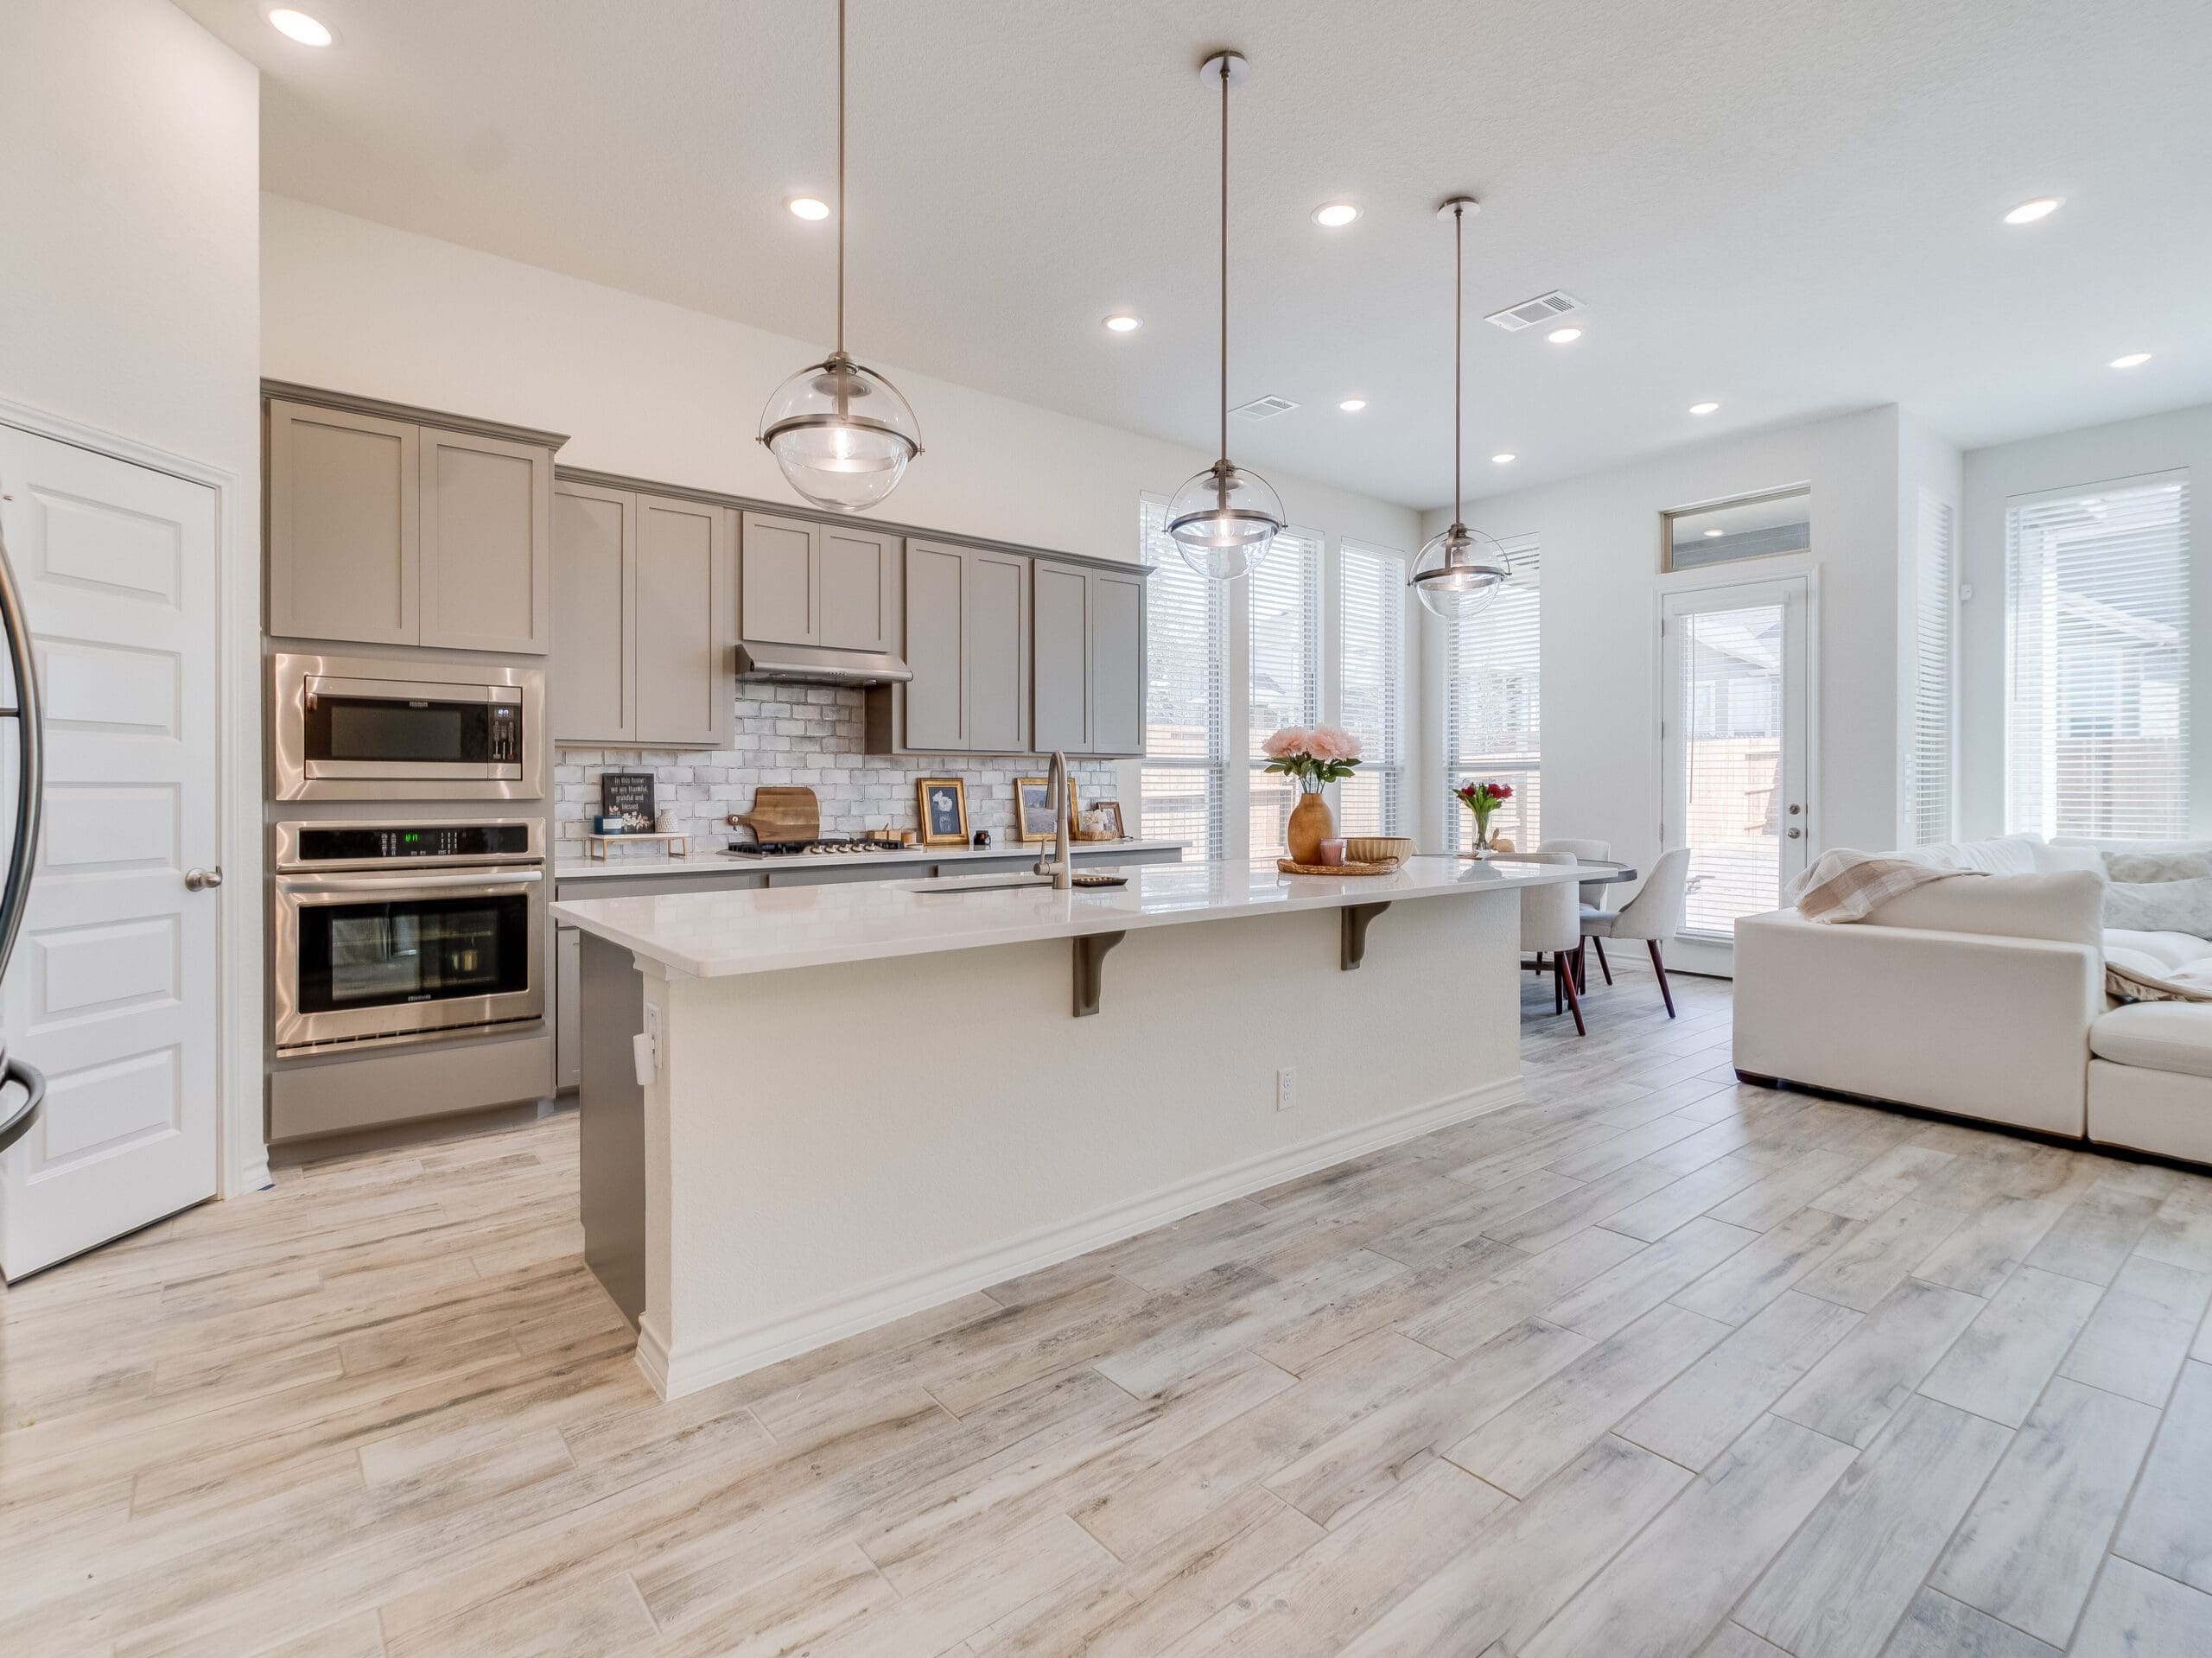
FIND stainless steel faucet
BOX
[1033,750,1073,890]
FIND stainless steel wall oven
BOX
[271,818,545,1053]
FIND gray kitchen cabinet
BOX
[1032,561,1090,753]
[550,481,632,742]
[552,480,734,749]
[556,924,582,1089]
[1033,561,1146,757]
[419,426,554,654]
[266,398,419,645]
[740,512,898,651]
[899,540,967,751]
[634,494,734,747]
[264,386,563,653]
[964,549,1031,753]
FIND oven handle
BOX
[276,869,543,895]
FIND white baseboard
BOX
[643,1074,1522,1401]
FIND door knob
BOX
[1787,828,1802,840]
[184,867,224,892]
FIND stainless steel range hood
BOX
[733,641,912,687]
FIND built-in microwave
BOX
[271,651,545,801]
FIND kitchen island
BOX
[552,854,1588,1399]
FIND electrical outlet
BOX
[1275,1065,1296,1112]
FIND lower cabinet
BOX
[555,925,582,1090]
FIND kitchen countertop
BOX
[554,836,1187,881]
[550,854,1586,979]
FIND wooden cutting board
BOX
[731,785,820,845]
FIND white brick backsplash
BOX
[554,687,1119,852]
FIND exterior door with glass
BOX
[1660,575,1811,975]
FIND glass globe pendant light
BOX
[1411,197,1512,619]
[759,0,921,511]
[1166,51,1285,580]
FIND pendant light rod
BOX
[1435,194,1480,530]
[836,0,846,356]
[1217,52,1229,465]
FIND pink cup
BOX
[1317,839,1347,867]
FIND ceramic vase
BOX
[1287,791,1333,864]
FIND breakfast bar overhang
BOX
[552,855,1586,1399]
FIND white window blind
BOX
[1338,540,1406,835]
[1140,496,1228,857]
[1248,526,1323,857]
[1444,537,1541,852]
[1906,492,1956,846]
[2005,473,2190,841]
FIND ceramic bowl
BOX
[1345,836,1413,867]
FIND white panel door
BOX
[1661,576,1811,975]
[0,427,220,1277]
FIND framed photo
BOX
[1014,775,1071,843]
[598,771,656,834]
[915,778,969,845]
[1085,800,1126,840]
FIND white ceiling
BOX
[177,0,2212,511]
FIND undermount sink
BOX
[896,872,1057,895]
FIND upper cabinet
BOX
[1032,560,1146,758]
[740,512,898,651]
[551,480,734,749]
[264,386,563,655]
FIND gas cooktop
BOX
[721,835,912,859]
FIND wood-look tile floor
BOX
[8,968,2212,1655]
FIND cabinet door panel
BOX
[1032,561,1091,753]
[818,526,896,652]
[420,428,552,653]
[903,541,966,752]
[1090,570,1146,756]
[634,495,730,746]
[550,482,632,743]
[741,512,817,645]
[965,550,1030,754]
[267,400,418,645]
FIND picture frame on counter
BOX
[1014,776,1071,843]
[597,771,657,834]
[915,778,969,846]
[1077,800,1125,841]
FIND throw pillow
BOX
[2103,848,2212,883]
[2104,876,2212,939]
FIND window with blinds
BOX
[1338,540,1407,835]
[1444,537,1541,852]
[1139,496,1228,857]
[2005,473,2190,841]
[1905,492,1956,846]
[1676,600,1788,937]
[1248,527,1323,857]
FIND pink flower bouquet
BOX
[1262,725,1363,791]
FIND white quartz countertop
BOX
[554,836,1187,881]
[550,854,1590,979]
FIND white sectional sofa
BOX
[1733,834,2212,1165]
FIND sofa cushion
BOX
[2105,848,2212,882]
[2032,841,2107,874]
[1917,834,2044,875]
[2093,1001,2212,1080]
[2108,930,2212,971]
[2105,876,2212,939]
[1865,870,2104,947]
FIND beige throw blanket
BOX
[1787,848,1986,924]
[2106,950,2212,1004]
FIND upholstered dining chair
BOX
[1538,838,1614,912]
[1517,852,1588,1036]
[1579,848,1693,1017]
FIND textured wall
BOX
[555,685,1119,852]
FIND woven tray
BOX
[1276,858,1399,877]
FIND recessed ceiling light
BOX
[786,197,830,221]
[1688,401,1720,416]
[1704,529,1725,538]
[1546,327,1583,345]
[2004,197,2062,226]
[1312,203,1360,228]
[1103,314,1143,334]
[1338,398,1366,412]
[266,8,334,46]
[2109,352,2152,369]
[1491,453,1516,465]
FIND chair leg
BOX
[1554,956,1563,1015]
[1560,948,1587,1036]
[1576,943,1588,992]
[1646,938,1676,1018]
[1592,936,1611,985]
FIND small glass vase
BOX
[1467,815,1497,857]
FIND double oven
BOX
[269,653,551,1095]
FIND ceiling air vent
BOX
[1484,290,1584,332]
[1231,395,1300,421]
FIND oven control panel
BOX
[276,819,543,870]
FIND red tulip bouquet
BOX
[1454,778,1513,852]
